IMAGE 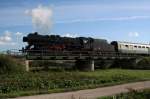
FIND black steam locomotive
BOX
[23,32,150,55]
[23,32,115,53]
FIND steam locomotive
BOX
[23,32,150,55]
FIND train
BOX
[23,32,150,55]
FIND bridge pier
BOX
[25,60,30,71]
[75,60,95,71]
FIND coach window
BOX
[125,45,128,48]
[138,46,141,48]
[134,46,137,48]
[142,46,145,48]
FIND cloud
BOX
[15,32,23,36]
[128,32,139,37]
[56,16,150,24]
[63,33,78,38]
[25,5,53,34]
[0,31,17,45]
[0,31,12,43]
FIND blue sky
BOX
[0,0,150,51]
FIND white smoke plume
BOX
[25,5,53,35]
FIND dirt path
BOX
[11,81,150,99]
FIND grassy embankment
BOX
[0,69,150,98]
[99,88,150,99]
[0,54,150,98]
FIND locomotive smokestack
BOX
[23,37,28,42]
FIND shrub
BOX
[112,59,136,69]
[0,54,25,74]
[136,57,150,70]
[95,60,113,69]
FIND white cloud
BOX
[0,31,12,42]
[25,5,53,34]
[63,33,78,38]
[57,16,150,24]
[55,4,150,12]
[15,32,23,36]
[0,31,17,46]
[128,32,139,37]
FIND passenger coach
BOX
[111,41,150,55]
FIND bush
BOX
[112,59,136,69]
[136,57,150,70]
[0,54,25,74]
[95,60,113,69]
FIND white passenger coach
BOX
[111,41,150,55]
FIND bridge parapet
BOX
[25,51,139,60]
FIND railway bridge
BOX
[24,51,148,71]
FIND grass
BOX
[0,54,25,74]
[0,69,150,98]
[99,88,150,99]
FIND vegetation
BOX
[111,57,150,70]
[0,69,150,98]
[111,59,135,69]
[136,57,150,69]
[0,54,25,74]
[0,54,150,98]
[99,89,150,99]
[95,60,113,69]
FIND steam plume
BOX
[25,5,53,34]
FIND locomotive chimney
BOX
[23,37,28,42]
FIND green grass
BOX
[0,69,150,98]
[0,54,25,74]
[99,88,150,99]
